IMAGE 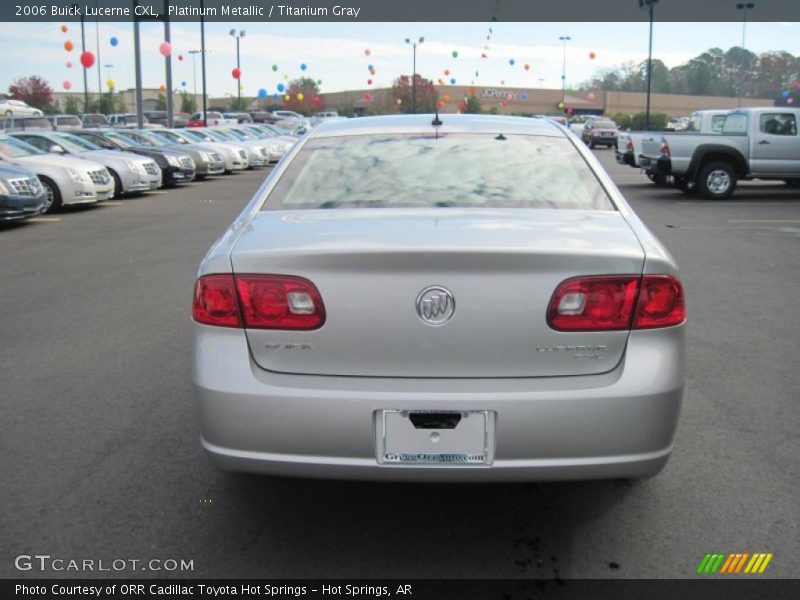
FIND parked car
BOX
[192,114,686,481]
[187,111,237,127]
[616,110,730,184]
[249,111,278,124]
[80,113,111,129]
[0,134,113,212]
[271,118,308,136]
[196,128,269,167]
[568,115,591,136]
[130,129,226,179]
[314,111,340,121]
[0,98,43,118]
[10,131,161,195]
[46,114,84,131]
[141,111,190,128]
[160,128,248,172]
[225,125,293,163]
[640,107,800,199]
[108,113,152,129]
[272,110,304,121]
[223,112,253,124]
[180,128,251,171]
[581,118,619,148]
[70,129,196,186]
[0,163,47,222]
[2,116,53,132]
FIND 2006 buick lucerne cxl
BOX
[192,114,685,482]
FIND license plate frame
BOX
[376,410,495,465]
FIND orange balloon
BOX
[437,100,445,108]
[444,69,450,76]
[524,64,530,71]
[589,52,597,60]
[60,25,68,33]
[443,95,450,102]
[159,84,166,92]
[64,40,74,52]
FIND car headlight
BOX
[125,159,142,173]
[0,180,9,195]
[66,168,85,183]
[199,152,211,162]
[166,155,180,167]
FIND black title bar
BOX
[4,0,800,22]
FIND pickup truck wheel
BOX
[698,161,737,200]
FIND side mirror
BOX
[49,144,65,153]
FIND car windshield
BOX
[155,130,188,144]
[60,134,102,150]
[102,132,136,148]
[264,134,613,211]
[243,126,269,138]
[51,133,94,153]
[117,131,154,146]
[203,130,232,141]
[0,135,44,157]
[226,129,252,140]
[183,130,213,142]
[136,132,168,147]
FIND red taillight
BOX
[626,138,634,152]
[235,274,325,330]
[193,274,241,328]
[548,275,685,331]
[634,275,685,329]
[192,273,325,330]
[660,138,671,158]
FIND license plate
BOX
[376,410,495,465]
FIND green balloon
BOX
[272,64,278,71]
[452,50,458,58]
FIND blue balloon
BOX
[300,63,307,71]
[258,88,268,99]
[520,92,528,100]
[782,90,791,98]
[181,80,187,87]
[450,78,456,84]
[273,93,279,100]
[368,64,374,71]
[110,36,118,47]
[509,58,515,66]
[277,82,285,92]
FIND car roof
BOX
[310,114,565,138]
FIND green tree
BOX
[179,90,197,114]
[462,94,482,114]
[334,100,356,117]
[91,91,126,115]
[390,75,438,114]
[155,93,167,110]
[630,111,668,130]
[63,95,81,115]
[229,95,251,111]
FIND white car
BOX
[0,134,114,212]
[180,129,251,171]
[1,98,43,118]
[154,129,247,173]
[10,131,161,195]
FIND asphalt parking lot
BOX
[1,152,798,580]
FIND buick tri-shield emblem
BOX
[416,286,455,326]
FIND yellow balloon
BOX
[283,74,289,80]
[284,94,290,101]
[106,79,115,89]
[557,102,565,109]
[297,93,304,101]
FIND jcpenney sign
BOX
[480,88,530,102]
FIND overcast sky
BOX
[0,21,797,98]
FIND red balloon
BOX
[363,93,372,101]
[80,51,95,68]
[63,80,72,90]
[178,54,184,61]
[232,68,241,79]
[367,79,373,85]
[468,87,476,95]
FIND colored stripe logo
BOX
[697,552,773,574]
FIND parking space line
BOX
[148,191,170,194]
[728,219,800,224]
[28,217,61,222]
[101,202,125,206]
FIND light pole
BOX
[559,36,571,108]
[71,3,89,111]
[104,64,113,89]
[230,29,245,109]
[188,50,200,100]
[736,2,754,107]
[405,36,424,113]
[639,0,659,131]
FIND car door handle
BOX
[758,140,770,145]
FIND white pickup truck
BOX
[615,110,730,185]
[639,107,800,199]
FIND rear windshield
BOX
[263,134,613,211]
[591,120,617,129]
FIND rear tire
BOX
[675,176,697,195]
[697,161,737,200]
[39,177,62,213]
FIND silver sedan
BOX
[192,115,686,482]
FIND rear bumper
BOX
[615,150,635,167]
[194,325,685,482]
[639,155,672,176]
